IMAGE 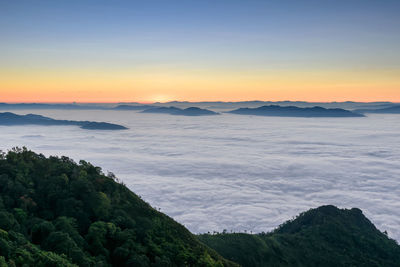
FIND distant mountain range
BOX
[0,103,153,111]
[0,112,128,130]
[0,103,110,110]
[154,101,398,110]
[1,101,399,112]
[227,105,364,117]
[354,105,400,114]
[112,104,156,110]
[141,106,219,116]
[2,102,399,118]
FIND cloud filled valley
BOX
[1,109,400,241]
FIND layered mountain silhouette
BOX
[354,105,400,114]
[0,103,109,110]
[142,106,219,116]
[228,105,364,117]
[0,112,127,130]
[113,105,156,110]
[1,102,398,112]
[0,103,155,111]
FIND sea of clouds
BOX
[1,109,400,241]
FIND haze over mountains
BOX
[227,105,364,117]
[2,101,399,119]
[0,112,127,130]
[355,105,400,114]
[153,101,398,111]
[142,106,219,116]
[1,101,399,112]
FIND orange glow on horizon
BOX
[1,68,399,103]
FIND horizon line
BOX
[1,100,399,105]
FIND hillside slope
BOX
[0,148,235,266]
[198,205,400,267]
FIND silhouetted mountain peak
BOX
[0,112,128,130]
[199,205,400,267]
[228,105,364,117]
[274,205,372,234]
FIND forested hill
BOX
[0,149,399,266]
[198,205,400,267]
[0,148,235,266]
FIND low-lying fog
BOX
[1,110,399,241]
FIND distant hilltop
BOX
[199,205,400,267]
[227,105,364,117]
[113,104,156,110]
[0,112,128,130]
[141,106,219,116]
[354,105,400,114]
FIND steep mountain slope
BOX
[0,148,235,266]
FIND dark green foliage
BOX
[0,229,76,266]
[198,205,400,267]
[0,148,234,266]
[2,147,398,267]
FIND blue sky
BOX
[1,0,399,102]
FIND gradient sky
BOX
[1,0,399,102]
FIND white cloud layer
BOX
[1,110,400,241]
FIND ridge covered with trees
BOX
[0,148,399,266]
[0,148,233,266]
[198,205,400,267]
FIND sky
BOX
[0,0,399,103]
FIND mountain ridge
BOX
[0,112,128,130]
[141,106,219,116]
[227,105,364,117]
[354,105,400,114]
[199,205,400,266]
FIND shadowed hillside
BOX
[0,148,234,266]
[198,205,400,267]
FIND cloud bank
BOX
[1,110,400,241]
